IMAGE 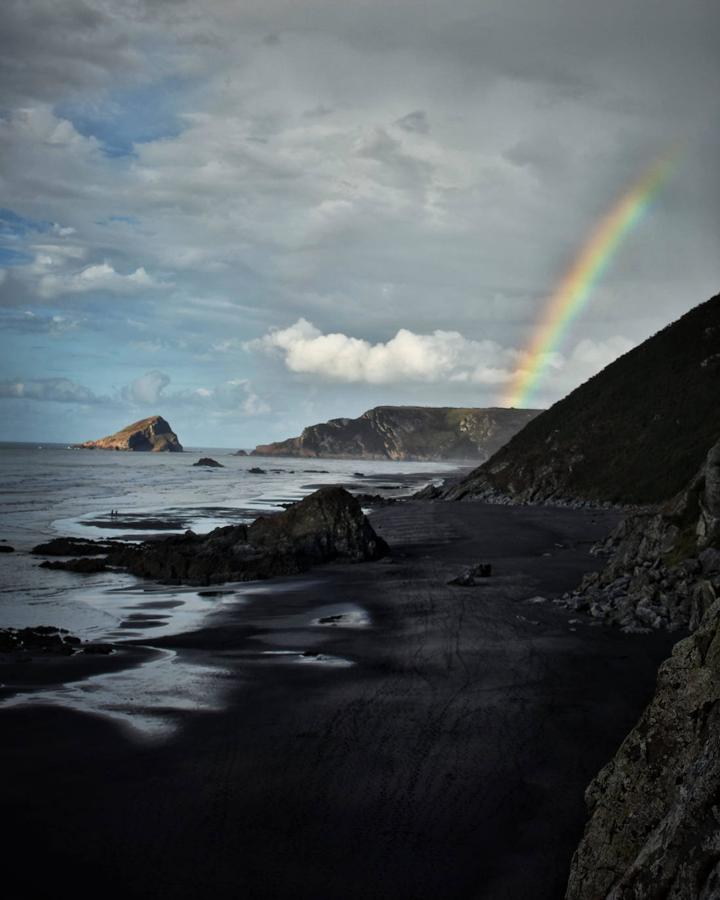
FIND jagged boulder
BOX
[193,457,223,467]
[116,487,389,585]
[566,599,720,899]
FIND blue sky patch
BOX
[55,78,189,158]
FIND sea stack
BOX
[79,415,183,452]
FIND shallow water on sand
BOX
[0,443,456,732]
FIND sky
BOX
[0,0,718,448]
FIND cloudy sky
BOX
[1,0,718,448]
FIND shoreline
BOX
[1,499,678,898]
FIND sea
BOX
[0,443,460,736]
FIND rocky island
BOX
[251,405,540,461]
[78,415,183,452]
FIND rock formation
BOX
[566,599,720,899]
[252,405,540,461]
[443,292,720,506]
[78,416,183,452]
[193,457,223,467]
[37,488,388,585]
[562,439,720,896]
[562,438,720,633]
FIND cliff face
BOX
[563,439,720,633]
[252,406,540,461]
[445,293,720,506]
[566,599,720,900]
[564,440,720,898]
[80,416,183,452]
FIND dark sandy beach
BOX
[1,500,677,899]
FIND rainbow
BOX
[505,151,677,408]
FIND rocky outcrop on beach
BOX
[252,405,540,461]
[78,415,183,452]
[443,292,720,506]
[566,599,720,899]
[561,438,720,633]
[39,488,388,585]
[193,457,223,467]
[32,537,123,556]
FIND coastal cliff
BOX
[79,415,183,452]
[443,292,720,506]
[252,405,540,461]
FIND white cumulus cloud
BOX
[38,261,169,299]
[250,318,520,385]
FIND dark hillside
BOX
[446,292,720,505]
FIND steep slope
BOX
[446,292,720,505]
[252,406,540,461]
[79,415,183,452]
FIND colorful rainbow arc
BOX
[505,151,678,408]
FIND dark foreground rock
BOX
[32,537,122,556]
[193,457,224,467]
[121,487,388,584]
[58,487,388,586]
[40,557,110,574]
[448,563,492,585]
[0,544,15,553]
[566,598,720,899]
[562,438,720,896]
[0,626,81,655]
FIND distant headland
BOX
[251,405,540,462]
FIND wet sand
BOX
[1,501,677,899]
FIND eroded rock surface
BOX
[561,439,720,632]
[78,415,183,452]
[46,488,389,585]
[252,405,539,461]
[566,599,720,899]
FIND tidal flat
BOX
[1,498,676,899]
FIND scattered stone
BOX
[352,493,398,507]
[248,467,266,474]
[234,449,248,456]
[448,563,492,586]
[193,457,224,468]
[0,544,15,553]
[525,595,548,604]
